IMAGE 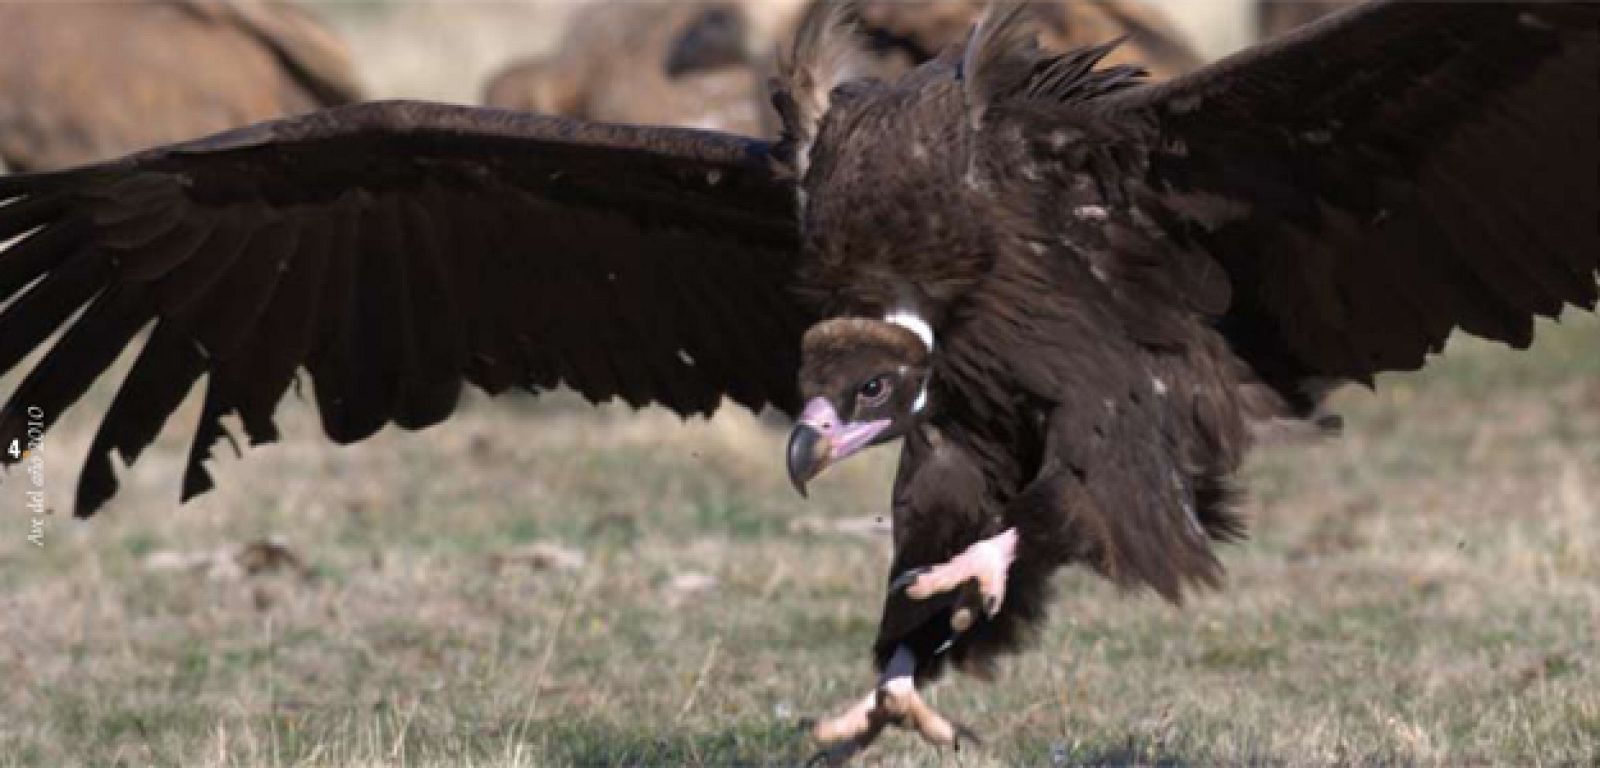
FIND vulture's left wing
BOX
[0,101,806,516]
[1100,0,1599,403]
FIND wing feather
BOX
[966,0,1597,605]
[1098,0,1598,395]
[394,197,468,427]
[76,321,207,513]
[306,200,367,444]
[0,245,111,375]
[2,282,149,441]
[228,215,334,444]
[118,217,215,282]
[0,214,80,299]
[181,377,231,502]
[154,209,254,319]
[0,191,70,241]
[0,101,806,515]
[192,219,298,358]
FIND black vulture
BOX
[0,0,363,172]
[0,1,1594,760]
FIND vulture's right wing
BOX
[0,100,807,516]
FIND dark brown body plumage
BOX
[799,61,1269,677]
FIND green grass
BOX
[2,314,1596,766]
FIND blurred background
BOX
[318,0,1255,105]
[1,2,1595,766]
[0,0,1288,173]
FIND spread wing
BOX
[1103,0,1599,403]
[941,0,1596,605]
[0,100,808,516]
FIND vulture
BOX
[0,0,362,172]
[1,0,1596,760]
[482,1,775,136]
[481,0,1199,137]
[845,0,1201,81]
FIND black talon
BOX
[890,567,928,593]
[953,721,984,750]
[804,748,839,768]
[807,721,886,767]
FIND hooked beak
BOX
[785,397,890,498]
[786,422,827,498]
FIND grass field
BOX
[2,310,1596,766]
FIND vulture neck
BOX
[884,310,935,352]
[921,255,1073,498]
[885,309,935,413]
[928,351,1045,500]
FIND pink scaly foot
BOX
[807,647,981,765]
[808,691,888,766]
[894,528,1018,617]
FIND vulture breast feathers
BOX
[0,0,1596,757]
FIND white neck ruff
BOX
[884,310,934,352]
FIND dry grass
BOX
[2,311,1596,767]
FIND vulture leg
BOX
[807,691,887,766]
[893,527,1018,617]
[808,646,979,764]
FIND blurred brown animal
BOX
[483,2,773,135]
[846,0,1202,81]
[484,0,1200,138]
[0,0,363,172]
[1257,0,1362,40]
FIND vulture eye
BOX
[857,375,893,408]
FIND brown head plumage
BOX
[787,315,932,495]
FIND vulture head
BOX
[787,315,932,494]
